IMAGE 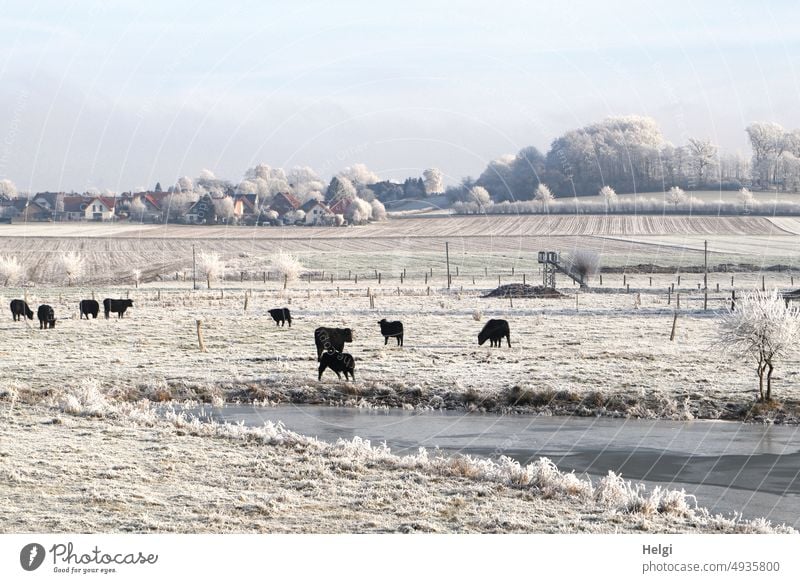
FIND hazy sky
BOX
[1,0,799,192]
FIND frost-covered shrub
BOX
[271,250,305,282]
[59,252,84,286]
[0,255,24,286]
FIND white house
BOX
[302,201,335,225]
[85,197,116,221]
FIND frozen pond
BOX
[198,405,800,529]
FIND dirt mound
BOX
[482,284,566,298]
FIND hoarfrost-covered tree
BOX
[164,190,196,222]
[738,187,755,212]
[746,122,786,187]
[213,196,235,223]
[129,198,147,221]
[687,138,718,187]
[718,290,800,402]
[423,168,444,195]
[469,186,491,211]
[534,183,555,209]
[339,164,379,186]
[345,197,372,224]
[370,199,387,221]
[60,252,85,287]
[176,176,194,193]
[0,255,23,286]
[599,186,618,210]
[271,250,304,282]
[666,186,686,209]
[197,251,223,289]
[0,179,17,199]
[288,166,326,202]
[131,268,142,288]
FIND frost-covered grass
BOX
[1,392,793,534]
[2,276,800,422]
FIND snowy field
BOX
[2,215,800,534]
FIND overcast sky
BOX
[1,0,799,192]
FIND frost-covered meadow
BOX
[2,215,800,533]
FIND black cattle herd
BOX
[8,300,512,380]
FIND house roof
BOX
[328,198,351,215]
[92,196,117,210]
[234,194,257,213]
[304,201,333,214]
[62,196,88,213]
[268,192,301,216]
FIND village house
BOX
[0,198,51,222]
[268,192,300,220]
[185,194,216,224]
[61,196,88,221]
[301,200,335,225]
[84,196,116,221]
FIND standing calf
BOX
[9,299,33,321]
[478,319,511,347]
[37,304,56,329]
[318,351,355,381]
[103,298,134,319]
[378,319,404,346]
[268,307,292,327]
[80,299,99,319]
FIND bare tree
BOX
[718,290,800,402]
[666,186,686,210]
[197,251,223,289]
[566,249,600,283]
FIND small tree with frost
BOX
[718,290,800,402]
[738,187,755,213]
[0,255,24,286]
[599,186,618,210]
[271,250,304,282]
[60,252,85,287]
[666,186,686,210]
[131,268,142,289]
[534,183,555,211]
[197,251,223,289]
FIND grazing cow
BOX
[79,299,99,319]
[37,304,56,329]
[314,326,353,360]
[378,319,404,346]
[9,299,33,321]
[478,319,511,347]
[103,298,134,319]
[268,307,292,327]
[318,351,355,381]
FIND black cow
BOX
[80,299,99,319]
[318,351,355,381]
[103,298,134,319]
[378,319,404,346]
[9,299,33,321]
[478,319,511,347]
[314,326,353,360]
[268,307,292,327]
[37,304,56,329]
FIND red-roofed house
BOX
[268,192,300,217]
[85,197,116,221]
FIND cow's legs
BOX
[318,363,326,380]
[384,336,388,345]
[506,334,511,347]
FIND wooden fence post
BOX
[196,320,207,352]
